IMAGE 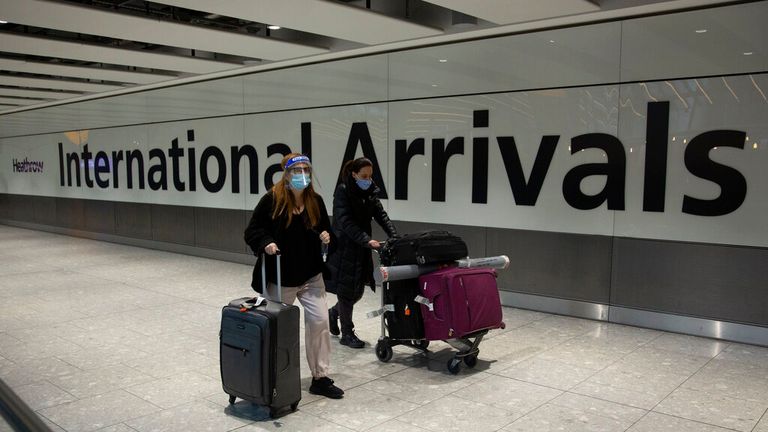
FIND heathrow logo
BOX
[12,157,44,173]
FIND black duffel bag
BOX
[379,230,468,266]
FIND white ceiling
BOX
[0,0,737,114]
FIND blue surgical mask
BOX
[290,173,311,190]
[355,178,373,190]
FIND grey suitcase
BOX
[220,254,301,417]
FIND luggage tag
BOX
[413,295,434,311]
[239,296,267,312]
[366,304,394,319]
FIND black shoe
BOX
[340,333,365,349]
[309,377,344,399]
[328,308,340,336]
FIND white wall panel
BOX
[243,56,389,113]
[621,1,768,82]
[388,22,621,100]
[241,103,389,211]
[615,74,768,247]
[387,86,619,235]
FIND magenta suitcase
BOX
[418,267,504,341]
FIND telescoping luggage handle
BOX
[261,252,282,300]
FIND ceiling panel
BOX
[422,0,600,25]
[152,0,444,45]
[0,76,124,92]
[0,87,81,99]
[1,0,329,60]
[0,0,739,116]
[0,59,176,84]
[0,33,240,74]
[0,97,42,105]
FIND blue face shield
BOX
[290,173,311,190]
[355,178,373,190]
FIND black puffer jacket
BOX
[325,177,397,300]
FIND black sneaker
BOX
[340,333,365,349]
[309,377,344,399]
[328,308,340,336]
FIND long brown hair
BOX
[271,153,321,228]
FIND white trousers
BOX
[266,273,331,378]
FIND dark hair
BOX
[340,157,373,181]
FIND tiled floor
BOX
[1,224,767,432]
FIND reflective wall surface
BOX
[1,1,767,336]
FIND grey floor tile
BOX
[646,333,730,358]
[48,364,155,399]
[0,337,83,363]
[95,424,139,432]
[452,375,563,420]
[681,361,768,402]
[498,356,597,390]
[361,362,487,404]
[125,371,221,409]
[235,410,357,431]
[502,401,632,432]
[654,387,766,432]
[123,349,217,379]
[2,226,765,432]
[714,343,768,367]
[549,392,647,424]
[535,339,629,371]
[569,377,679,410]
[300,387,419,431]
[754,412,768,432]
[55,344,151,371]
[609,346,712,376]
[38,390,161,432]
[627,412,739,432]
[0,357,82,388]
[398,394,516,432]
[124,400,251,432]
[12,381,76,411]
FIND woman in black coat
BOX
[326,157,397,348]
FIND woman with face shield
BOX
[244,153,344,399]
[325,157,398,348]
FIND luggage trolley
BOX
[371,256,508,375]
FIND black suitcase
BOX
[379,230,468,266]
[220,254,301,417]
[383,279,425,340]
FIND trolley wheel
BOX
[414,339,430,350]
[447,357,461,375]
[269,407,278,418]
[290,402,299,412]
[463,354,478,368]
[228,395,236,404]
[375,341,393,362]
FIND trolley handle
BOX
[260,251,282,300]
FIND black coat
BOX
[325,178,397,300]
[244,190,332,293]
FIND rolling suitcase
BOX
[220,254,301,417]
[418,267,504,340]
[379,230,468,266]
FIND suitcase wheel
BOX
[291,402,299,412]
[228,395,236,404]
[447,357,461,375]
[375,340,393,363]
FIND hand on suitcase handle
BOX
[265,242,280,255]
